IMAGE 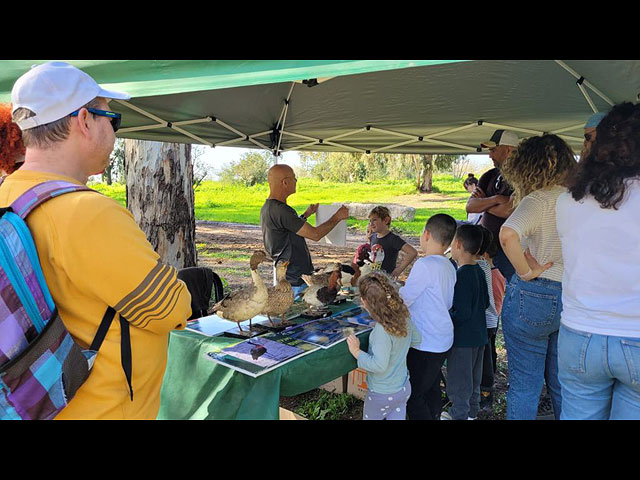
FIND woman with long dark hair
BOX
[498,134,577,420]
[556,102,640,420]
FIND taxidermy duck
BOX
[303,264,356,287]
[303,263,342,308]
[208,250,268,331]
[262,260,294,326]
[359,244,385,277]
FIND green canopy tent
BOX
[2,60,639,155]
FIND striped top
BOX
[477,258,499,328]
[502,186,566,282]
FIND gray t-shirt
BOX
[260,199,314,286]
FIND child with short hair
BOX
[442,224,490,420]
[368,206,418,279]
[399,213,458,420]
[346,271,418,420]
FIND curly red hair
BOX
[0,103,25,174]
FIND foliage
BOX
[103,138,125,185]
[192,145,215,190]
[217,151,276,186]
[293,390,361,420]
[298,151,470,187]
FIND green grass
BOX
[92,175,469,237]
[196,243,252,262]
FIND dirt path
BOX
[195,220,420,291]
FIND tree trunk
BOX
[419,154,434,193]
[412,154,421,191]
[124,139,197,269]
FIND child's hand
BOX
[346,335,360,358]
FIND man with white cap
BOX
[0,62,192,419]
[466,129,519,281]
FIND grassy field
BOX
[91,174,469,237]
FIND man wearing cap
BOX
[582,111,606,159]
[0,62,192,419]
[466,129,518,280]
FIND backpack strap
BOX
[5,180,134,401]
[9,180,91,220]
[90,307,134,401]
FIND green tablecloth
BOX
[157,303,370,420]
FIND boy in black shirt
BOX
[441,224,490,420]
[368,206,417,279]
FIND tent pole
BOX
[274,82,296,158]
[554,60,615,107]
[576,81,598,113]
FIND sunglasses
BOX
[69,108,122,132]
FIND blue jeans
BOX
[558,324,640,420]
[291,283,308,297]
[502,276,563,420]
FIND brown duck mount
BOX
[208,250,269,335]
[261,260,295,328]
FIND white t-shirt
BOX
[556,181,640,338]
[399,255,457,353]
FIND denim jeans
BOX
[502,276,563,420]
[558,324,640,420]
[291,283,308,297]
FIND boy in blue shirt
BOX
[442,224,490,420]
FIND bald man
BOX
[260,164,349,293]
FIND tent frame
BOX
[114,60,612,157]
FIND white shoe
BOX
[467,416,477,420]
[440,411,453,420]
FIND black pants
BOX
[481,327,498,392]
[407,348,448,420]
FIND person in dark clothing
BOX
[260,164,349,294]
[368,206,417,279]
[441,224,490,420]
[466,129,519,281]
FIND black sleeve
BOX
[450,269,472,326]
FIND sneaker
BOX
[467,416,477,420]
[440,411,453,420]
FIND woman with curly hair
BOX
[498,134,578,420]
[0,103,25,175]
[346,271,418,420]
[556,102,640,420]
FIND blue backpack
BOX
[0,179,132,420]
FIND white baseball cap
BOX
[11,61,130,131]
[480,129,519,149]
